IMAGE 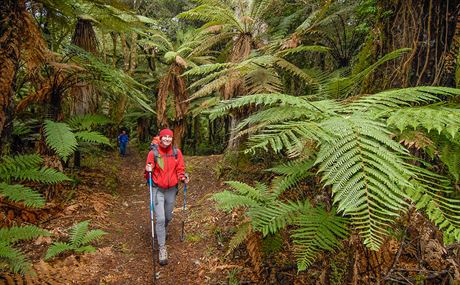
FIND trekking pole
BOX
[147,164,157,284]
[180,173,189,242]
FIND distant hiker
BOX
[118,130,129,156]
[145,128,189,265]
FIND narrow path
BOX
[27,147,233,284]
[108,148,228,284]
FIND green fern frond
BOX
[0,241,30,274]
[213,191,261,211]
[0,226,50,243]
[0,183,45,208]
[250,200,309,236]
[440,143,460,182]
[406,166,460,242]
[275,58,317,84]
[227,222,252,254]
[81,229,107,245]
[317,115,411,250]
[0,154,42,180]
[183,63,232,77]
[226,181,266,202]
[276,45,330,57]
[12,168,71,184]
[74,131,111,146]
[44,242,74,260]
[74,245,96,254]
[44,120,78,162]
[387,106,460,139]
[208,93,340,120]
[347,86,460,113]
[70,220,90,247]
[292,206,348,271]
[245,121,326,154]
[269,159,315,196]
[66,114,111,130]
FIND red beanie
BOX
[159,128,173,138]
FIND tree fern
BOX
[45,220,106,260]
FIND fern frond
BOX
[81,229,107,245]
[12,168,71,184]
[276,45,330,57]
[66,114,111,130]
[69,220,90,247]
[226,181,266,202]
[245,121,326,154]
[0,154,42,180]
[44,120,77,162]
[227,222,252,254]
[406,166,460,242]
[440,143,460,182]
[347,86,460,113]
[44,242,74,260]
[0,241,30,274]
[250,200,309,236]
[208,93,340,120]
[275,58,317,84]
[269,159,315,196]
[317,115,411,250]
[74,131,111,146]
[387,106,460,139]
[292,206,348,271]
[74,245,96,253]
[183,63,233,77]
[0,183,45,208]
[0,226,50,243]
[212,191,260,211]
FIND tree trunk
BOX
[0,0,24,155]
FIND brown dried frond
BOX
[246,232,263,278]
[281,33,301,50]
[230,34,253,63]
[398,131,433,150]
[204,24,223,33]
[175,55,188,68]
[21,10,48,73]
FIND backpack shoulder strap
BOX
[151,144,160,164]
[172,146,178,159]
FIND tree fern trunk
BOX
[0,0,23,155]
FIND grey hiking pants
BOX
[154,186,178,247]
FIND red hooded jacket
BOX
[145,144,186,189]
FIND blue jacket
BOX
[118,134,129,144]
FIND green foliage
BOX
[0,226,50,274]
[210,85,460,260]
[45,220,107,260]
[213,181,348,270]
[44,118,112,162]
[44,120,78,162]
[0,183,45,208]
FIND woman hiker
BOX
[145,128,189,265]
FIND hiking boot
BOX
[159,246,168,266]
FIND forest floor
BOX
[11,147,256,285]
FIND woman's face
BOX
[160,135,173,146]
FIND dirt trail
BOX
[26,148,235,284]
